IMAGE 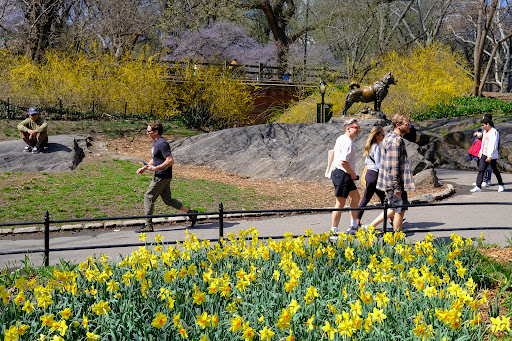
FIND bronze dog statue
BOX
[342,72,396,116]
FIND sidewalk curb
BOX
[0,185,455,236]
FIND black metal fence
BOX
[1,201,512,267]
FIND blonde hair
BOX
[363,126,384,158]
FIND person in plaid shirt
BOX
[367,114,415,232]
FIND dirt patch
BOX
[478,247,512,263]
[103,134,447,210]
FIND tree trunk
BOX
[503,37,512,92]
[472,0,498,96]
[25,0,59,62]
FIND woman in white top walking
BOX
[356,126,386,226]
[470,116,505,192]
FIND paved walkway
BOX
[1,169,511,269]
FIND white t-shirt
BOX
[333,134,356,173]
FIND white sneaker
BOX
[498,185,505,192]
[331,227,339,235]
[470,186,482,193]
[487,180,492,186]
[23,145,32,152]
[346,226,358,235]
[481,182,487,187]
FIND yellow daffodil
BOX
[230,316,243,332]
[321,321,336,340]
[374,292,390,308]
[260,326,275,340]
[80,314,89,330]
[178,323,188,339]
[41,314,55,327]
[196,312,211,329]
[344,246,355,260]
[211,313,219,327]
[350,300,362,316]
[306,315,315,332]
[173,312,181,327]
[412,322,433,340]
[369,307,386,324]
[91,300,111,316]
[151,312,167,329]
[106,280,120,292]
[491,315,511,334]
[241,322,256,341]
[288,299,300,314]
[192,291,206,305]
[22,300,34,314]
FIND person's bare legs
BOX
[348,189,360,223]
[368,209,395,227]
[331,196,347,229]
[392,211,405,232]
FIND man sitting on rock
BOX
[17,107,48,154]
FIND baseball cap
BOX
[29,107,38,115]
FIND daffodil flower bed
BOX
[1,227,511,341]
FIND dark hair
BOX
[148,120,163,135]
[481,116,493,125]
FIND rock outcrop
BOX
[0,135,90,172]
[415,116,512,172]
[170,120,436,184]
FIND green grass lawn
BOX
[0,158,278,226]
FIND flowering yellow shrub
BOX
[372,42,473,115]
[168,61,255,128]
[1,47,171,117]
[279,42,473,122]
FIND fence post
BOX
[44,210,50,267]
[258,63,262,81]
[92,101,95,115]
[7,98,9,118]
[383,198,389,234]
[124,102,127,115]
[219,202,224,239]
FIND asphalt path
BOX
[1,169,511,270]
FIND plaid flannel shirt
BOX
[376,131,415,192]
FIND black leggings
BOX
[476,156,503,187]
[357,169,386,220]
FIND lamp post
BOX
[319,80,326,122]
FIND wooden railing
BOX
[162,60,349,86]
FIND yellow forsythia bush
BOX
[169,61,255,128]
[278,42,473,123]
[1,47,171,117]
[371,42,473,115]
[0,47,254,127]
